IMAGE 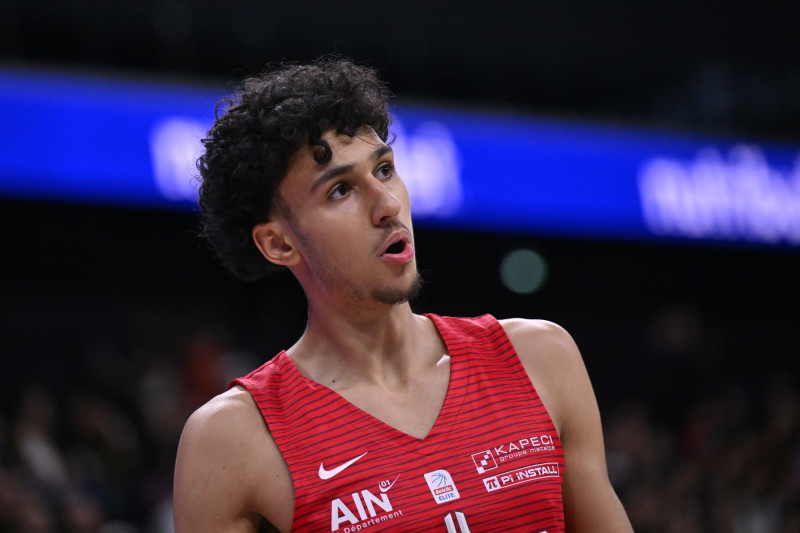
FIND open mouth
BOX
[384,239,406,255]
[379,234,414,264]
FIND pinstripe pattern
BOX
[231,314,565,532]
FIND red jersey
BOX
[231,314,565,532]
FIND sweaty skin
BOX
[173,129,633,533]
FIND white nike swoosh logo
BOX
[318,452,368,480]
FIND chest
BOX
[272,365,565,532]
[331,363,451,440]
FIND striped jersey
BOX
[231,314,565,532]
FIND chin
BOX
[372,272,423,305]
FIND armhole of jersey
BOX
[485,315,562,440]
[229,372,300,532]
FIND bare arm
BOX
[502,319,633,533]
[173,387,294,533]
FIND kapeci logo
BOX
[471,451,497,474]
[471,434,556,473]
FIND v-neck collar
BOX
[274,313,470,453]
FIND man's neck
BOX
[286,301,438,390]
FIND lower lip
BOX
[380,243,415,264]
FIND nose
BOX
[370,178,402,226]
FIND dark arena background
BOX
[2,1,799,531]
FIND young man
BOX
[174,58,633,532]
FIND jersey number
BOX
[444,512,552,533]
[444,511,471,533]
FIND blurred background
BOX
[1,1,799,532]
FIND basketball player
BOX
[173,58,633,532]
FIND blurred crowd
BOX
[0,326,253,533]
[606,374,800,533]
[0,325,797,532]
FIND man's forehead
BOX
[282,126,389,190]
[292,127,385,167]
[321,126,384,151]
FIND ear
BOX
[252,221,300,267]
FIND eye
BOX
[328,182,351,200]
[375,163,395,181]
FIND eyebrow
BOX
[310,144,394,194]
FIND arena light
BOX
[499,249,548,295]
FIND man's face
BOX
[275,127,421,306]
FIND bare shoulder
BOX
[499,318,584,377]
[500,318,577,352]
[498,318,587,436]
[174,386,294,532]
[182,386,264,438]
[178,386,270,471]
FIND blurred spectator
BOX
[14,385,68,490]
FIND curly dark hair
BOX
[197,58,392,281]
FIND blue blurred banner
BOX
[2,67,799,246]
